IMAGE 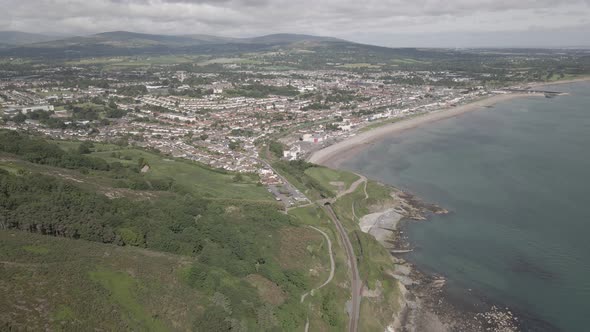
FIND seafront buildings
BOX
[1,67,514,200]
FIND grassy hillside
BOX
[0,131,407,331]
[305,166,359,196]
[51,140,272,201]
[331,180,403,331]
[0,131,341,331]
[276,161,405,330]
[0,231,198,331]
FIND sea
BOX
[340,81,590,332]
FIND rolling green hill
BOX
[0,131,407,331]
[0,131,329,330]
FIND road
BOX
[258,157,310,208]
[322,203,361,332]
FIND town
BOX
[0,63,550,205]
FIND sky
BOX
[1,0,590,48]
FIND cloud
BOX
[1,0,589,46]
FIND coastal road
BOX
[322,203,361,332]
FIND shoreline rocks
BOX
[359,185,526,332]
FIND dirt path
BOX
[351,174,369,222]
[337,173,367,199]
[301,225,336,332]
[279,164,362,332]
[300,225,336,303]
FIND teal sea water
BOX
[341,82,590,331]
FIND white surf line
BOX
[300,225,335,303]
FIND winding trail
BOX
[337,173,367,199]
[300,226,336,303]
[277,165,364,332]
[301,225,336,332]
[351,174,369,222]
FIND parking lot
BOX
[267,183,309,208]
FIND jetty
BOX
[502,88,568,98]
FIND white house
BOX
[301,133,325,144]
[283,145,301,161]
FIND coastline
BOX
[308,79,590,331]
[309,93,540,168]
[528,76,590,88]
[310,76,590,168]
[357,186,525,332]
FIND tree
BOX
[268,140,284,158]
[233,174,243,183]
[78,141,94,154]
[13,112,26,123]
[137,157,147,168]
[228,141,241,151]
[118,227,145,247]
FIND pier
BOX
[503,88,568,97]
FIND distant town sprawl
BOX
[0,64,576,205]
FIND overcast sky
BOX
[2,0,590,47]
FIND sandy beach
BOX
[310,76,590,168]
[529,76,590,88]
[309,92,543,168]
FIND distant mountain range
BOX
[0,30,347,57]
[0,31,62,46]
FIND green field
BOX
[336,63,381,69]
[52,140,272,201]
[66,55,202,68]
[304,166,359,195]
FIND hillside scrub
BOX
[0,131,335,330]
